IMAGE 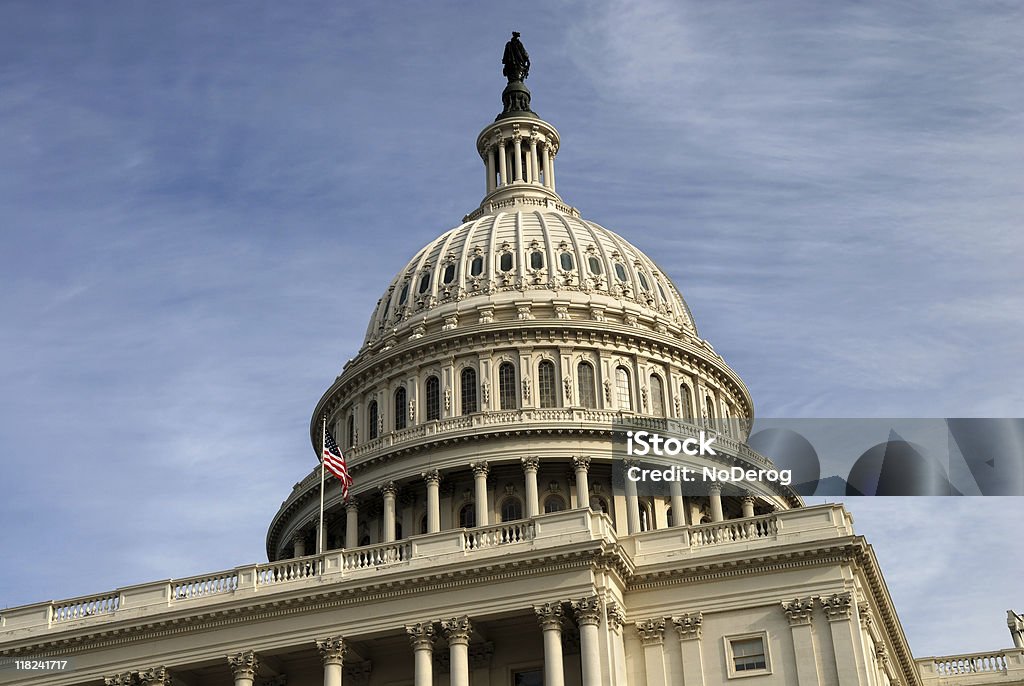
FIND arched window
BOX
[638,272,650,291]
[705,394,716,419]
[459,503,476,528]
[346,414,355,447]
[500,497,523,522]
[590,495,609,514]
[394,387,407,430]
[666,506,674,527]
[425,375,441,421]
[649,374,665,417]
[470,256,484,276]
[616,367,632,411]
[577,362,597,408]
[544,495,566,513]
[368,400,379,439]
[679,383,693,419]
[461,367,478,415]
[538,360,557,408]
[498,362,517,410]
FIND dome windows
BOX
[368,400,379,440]
[615,367,633,411]
[461,367,478,414]
[498,362,517,410]
[559,252,574,271]
[577,362,597,408]
[638,272,650,291]
[425,375,441,421]
[398,282,410,305]
[538,359,557,408]
[499,252,514,272]
[443,264,457,285]
[418,273,431,295]
[530,251,544,270]
[656,281,668,301]
[649,374,665,417]
[614,263,628,282]
[587,256,602,275]
[394,387,407,430]
[469,256,485,276]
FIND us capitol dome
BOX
[265,39,802,562]
[6,33,1021,686]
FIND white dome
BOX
[363,209,698,347]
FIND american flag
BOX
[321,427,353,500]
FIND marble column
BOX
[471,461,490,526]
[442,616,472,686]
[606,603,628,686]
[573,456,591,509]
[535,602,565,686]
[636,619,667,686]
[228,651,259,686]
[547,145,556,188]
[423,470,441,533]
[292,531,307,558]
[822,593,867,686]
[669,480,685,527]
[543,145,553,188]
[624,459,641,534]
[572,597,602,686]
[345,498,359,548]
[522,456,540,517]
[741,493,756,518]
[512,136,523,182]
[497,142,507,187]
[673,613,705,686]
[381,481,397,543]
[529,138,539,184]
[486,146,496,193]
[316,637,346,686]
[709,483,724,523]
[406,622,435,686]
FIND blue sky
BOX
[1,1,1021,657]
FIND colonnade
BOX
[484,130,557,193]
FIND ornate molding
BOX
[572,455,591,472]
[820,592,853,621]
[104,673,138,686]
[228,650,259,679]
[606,602,626,630]
[379,481,397,498]
[672,612,703,640]
[521,455,540,472]
[571,596,602,626]
[635,618,666,646]
[315,636,347,664]
[782,597,815,625]
[441,615,472,645]
[471,461,489,478]
[422,469,442,485]
[535,601,565,631]
[406,622,436,650]
[137,667,170,686]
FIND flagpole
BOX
[318,415,327,559]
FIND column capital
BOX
[379,481,397,498]
[316,636,347,665]
[819,592,853,621]
[635,618,666,646]
[535,601,565,630]
[471,461,489,478]
[782,597,815,625]
[521,455,540,472]
[441,615,472,645]
[606,602,626,630]
[422,469,442,485]
[291,531,306,544]
[741,492,756,504]
[571,596,602,626]
[345,497,359,512]
[707,482,723,495]
[406,622,436,650]
[227,651,259,679]
[137,667,170,686]
[623,457,640,469]
[672,612,703,640]
[572,455,592,471]
[103,673,138,686]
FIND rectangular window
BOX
[512,669,542,686]
[726,633,771,678]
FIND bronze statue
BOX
[502,31,530,82]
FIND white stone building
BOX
[2,40,1022,686]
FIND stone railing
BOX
[918,648,1024,683]
[1,505,856,638]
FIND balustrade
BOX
[173,571,239,599]
[934,652,1009,675]
[51,592,120,622]
[463,520,535,550]
[690,513,778,546]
